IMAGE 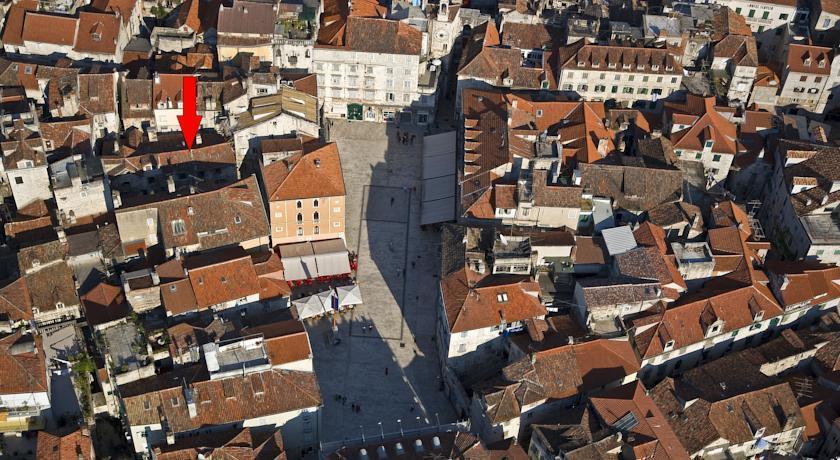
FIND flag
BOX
[331,287,340,311]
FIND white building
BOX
[437,268,546,374]
[778,43,836,113]
[0,332,50,432]
[313,15,435,123]
[762,141,840,264]
[557,44,683,107]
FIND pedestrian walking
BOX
[385,367,389,376]
[411,134,415,144]
[351,403,356,412]
[410,405,415,412]
[390,197,395,205]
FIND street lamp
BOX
[435,412,440,429]
[397,418,404,437]
[378,421,384,440]
[360,425,365,444]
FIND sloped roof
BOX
[81,282,131,327]
[36,429,93,460]
[262,143,346,201]
[121,368,321,432]
[0,332,47,395]
[440,269,545,333]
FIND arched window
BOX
[314,226,320,235]
[296,201,302,209]
[313,199,319,208]
[313,211,320,222]
[296,213,303,224]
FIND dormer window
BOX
[754,310,764,322]
[497,293,508,303]
[234,215,241,224]
[664,340,675,351]
[56,302,65,309]
[818,60,826,68]
[187,206,194,215]
[623,63,631,69]
[536,109,543,117]
[171,219,186,235]
[804,58,811,66]
[608,62,617,69]
[652,64,660,71]
[577,60,585,67]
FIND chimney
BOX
[56,227,67,244]
[194,132,202,145]
[167,175,175,193]
[314,158,321,168]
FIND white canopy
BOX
[279,239,351,281]
[293,284,363,319]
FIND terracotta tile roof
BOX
[21,12,78,46]
[121,368,321,432]
[90,0,138,25]
[500,22,562,50]
[650,380,804,455]
[476,339,639,423]
[781,144,840,215]
[262,143,345,201]
[78,72,117,115]
[36,429,93,460]
[73,12,120,55]
[786,44,832,76]
[532,170,582,208]
[589,382,689,460]
[217,0,276,35]
[666,95,740,155]
[647,201,702,228]
[766,261,840,308]
[632,284,783,359]
[578,162,683,212]
[154,426,286,460]
[615,247,686,291]
[175,0,221,33]
[814,336,840,383]
[573,236,608,265]
[458,23,553,90]
[118,176,269,254]
[559,43,682,74]
[708,226,745,255]
[634,221,669,254]
[711,6,753,40]
[0,331,47,395]
[713,35,758,67]
[754,65,780,87]
[342,17,422,55]
[317,0,387,47]
[186,253,260,310]
[1,0,38,46]
[507,94,614,164]
[19,261,79,315]
[39,118,92,157]
[710,200,751,233]
[81,281,131,327]
[440,269,545,333]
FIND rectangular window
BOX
[695,153,703,160]
[712,154,721,162]
[762,11,769,19]
[748,9,755,17]
[779,13,788,20]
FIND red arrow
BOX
[177,75,202,150]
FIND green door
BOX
[347,103,363,121]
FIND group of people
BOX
[396,130,416,145]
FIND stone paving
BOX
[308,120,456,448]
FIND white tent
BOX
[292,295,328,319]
[293,285,363,319]
[335,285,363,306]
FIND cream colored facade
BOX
[270,195,345,245]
